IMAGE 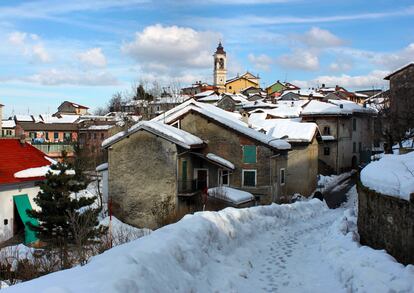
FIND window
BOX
[323,126,330,135]
[229,86,232,90]
[280,168,286,186]
[64,132,71,142]
[45,132,49,140]
[353,142,356,153]
[94,133,97,139]
[101,133,105,140]
[242,170,256,187]
[243,145,257,163]
[88,133,92,139]
[30,132,36,139]
[359,142,362,153]
[4,219,8,225]
[324,147,330,156]
[218,169,229,186]
[54,132,59,140]
[352,118,357,131]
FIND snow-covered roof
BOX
[194,90,216,98]
[206,153,235,170]
[40,114,80,124]
[152,100,290,150]
[14,166,75,179]
[102,121,204,150]
[197,94,221,102]
[1,119,16,128]
[208,186,255,205]
[321,135,335,141]
[384,62,414,80]
[249,102,304,119]
[301,100,376,116]
[14,115,34,122]
[242,100,277,109]
[282,89,325,98]
[86,125,115,131]
[361,152,414,201]
[250,119,318,143]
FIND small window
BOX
[54,132,59,140]
[359,142,362,153]
[353,118,357,131]
[353,142,356,153]
[323,126,330,135]
[64,132,71,142]
[219,169,229,186]
[243,145,257,163]
[280,168,286,186]
[4,219,8,225]
[242,169,256,187]
[30,132,36,138]
[101,133,105,140]
[229,86,232,90]
[324,147,330,156]
[45,132,49,140]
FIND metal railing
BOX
[32,143,75,154]
[178,180,207,194]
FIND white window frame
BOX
[171,120,180,129]
[218,169,230,186]
[280,168,286,186]
[242,169,257,187]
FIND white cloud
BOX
[32,44,51,62]
[7,31,51,63]
[292,70,388,90]
[78,47,107,67]
[277,50,319,71]
[23,69,118,86]
[122,24,220,73]
[8,31,27,46]
[248,53,273,71]
[299,27,344,48]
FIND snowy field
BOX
[5,187,414,293]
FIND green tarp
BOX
[13,194,39,244]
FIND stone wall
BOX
[108,130,178,229]
[357,182,414,265]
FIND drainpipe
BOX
[268,136,288,202]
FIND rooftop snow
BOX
[197,94,221,102]
[360,152,414,201]
[194,90,215,98]
[1,119,16,128]
[208,186,254,205]
[96,163,108,172]
[206,153,235,170]
[102,121,203,149]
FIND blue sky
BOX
[0,0,413,116]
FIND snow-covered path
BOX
[6,187,414,293]
[200,208,345,293]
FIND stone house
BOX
[104,101,291,229]
[301,100,376,173]
[216,93,249,112]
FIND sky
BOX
[0,0,413,117]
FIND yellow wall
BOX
[225,78,258,93]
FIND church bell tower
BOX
[213,42,227,92]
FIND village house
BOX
[181,81,218,96]
[225,72,260,94]
[55,101,89,116]
[103,100,291,229]
[193,90,221,104]
[216,93,250,112]
[266,81,299,97]
[301,100,376,173]
[1,119,19,138]
[0,139,52,244]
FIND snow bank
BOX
[322,188,414,292]
[360,152,414,200]
[208,186,254,205]
[6,200,327,293]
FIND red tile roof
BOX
[0,139,51,185]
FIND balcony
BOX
[32,143,75,158]
[177,180,206,196]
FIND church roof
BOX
[215,42,226,55]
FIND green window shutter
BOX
[182,161,187,182]
[13,194,39,244]
[243,145,257,163]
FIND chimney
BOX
[19,134,26,146]
[291,101,294,107]
[322,83,325,88]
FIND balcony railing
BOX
[32,143,75,155]
[178,180,207,195]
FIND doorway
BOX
[194,168,208,190]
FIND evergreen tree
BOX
[27,153,105,268]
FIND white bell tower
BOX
[213,42,227,91]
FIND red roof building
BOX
[0,139,51,185]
